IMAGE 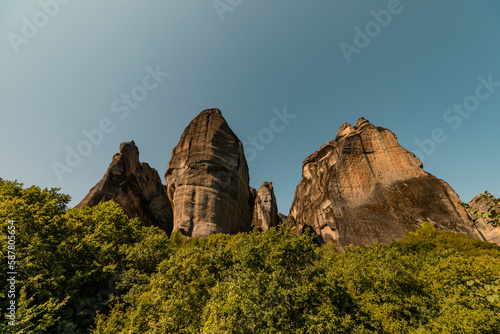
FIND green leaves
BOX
[461,191,500,227]
[0,180,154,333]
[2,179,500,333]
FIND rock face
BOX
[277,213,288,224]
[165,109,254,237]
[252,182,279,231]
[468,194,500,245]
[289,117,488,248]
[76,141,173,234]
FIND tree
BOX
[0,178,167,333]
[461,191,499,227]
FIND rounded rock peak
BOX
[198,108,222,117]
[335,122,354,138]
[119,140,138,152]
[188,108,228,131]
[113,141,140,172]
[356,117,369,128]
[261,181,274,190]
[335,117,371,139]
[118,141,140,164]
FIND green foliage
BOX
[94,223,500,334]
[416,221,435,236]
[461,191,500,227]
[201,229,363,334]
[2,179,500,333]
[93,228,370,334]
[396,222,500,258]
[0,179,168,333]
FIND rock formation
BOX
[76,113,498,246]
[76,141,173,234]
[289,117,490,248]
[468,194,500,244]
[277,213,288,224]
[251,182,279,231]
[165,109,254,237]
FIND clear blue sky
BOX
[1,0,499,214]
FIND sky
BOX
[1,0,499,214]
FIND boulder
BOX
[165,109,253,237]
[289,117,487,248]
[76,141,173,234]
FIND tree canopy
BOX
[1,179,499,333]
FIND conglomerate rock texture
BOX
[165,109,254,237]
[76,141,173,234]
[289,117,488,248]
[251,182,279,231]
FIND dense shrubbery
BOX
[0,179,161,333]
[1,179,500,333]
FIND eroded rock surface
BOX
[468,194,500,244]
[76,141,173,234]
[289,118,487,248]
[165,109,253,237]
[278,213,288,224]
[252,182,279,231]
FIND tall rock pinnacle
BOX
[252,182,279,231]
[76,141,173,234]
[165,109,254,237]
[289,118,490,248]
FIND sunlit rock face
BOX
[252,182,279,231]
[289,117,485,248]
[76,141,173,234]
[467,194,500,245]
[165,109,253,237]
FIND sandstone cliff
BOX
[289,117,487,248]
[76,141,173,233]
[165,109,254,237]
[251,182,279,231]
